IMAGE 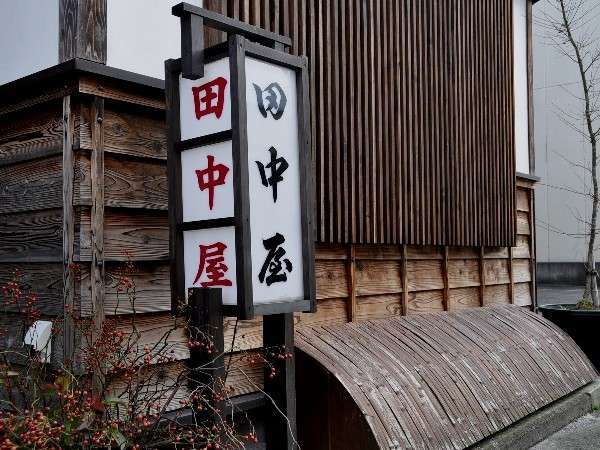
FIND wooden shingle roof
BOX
[296,306,597,449]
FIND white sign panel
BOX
[245,57,304,304]
[179,57,232,140]
[184,227,237,305]
[170,45,313,316]
[181,141,235,222]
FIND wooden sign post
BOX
[166,4,315,449]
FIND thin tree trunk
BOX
[560,0,600,307]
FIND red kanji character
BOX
[193,242,232,287]
[192,77,228,120]
[195,155,229,210]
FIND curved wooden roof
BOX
[296,306,597,449]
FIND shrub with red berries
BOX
[0,262,282,449]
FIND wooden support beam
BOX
[180,12,205,79]
[508,246,515,304]
[91,97,105,333]
[346,244,357,322]
[478,246,485,307]
[529,189,537,310]
[59,0,107,64]
[400,244,409,315]
[442,246,449,311]
[526,0,535,175]
[62,95,75,364]
[263,313,298,450]
[188,288,225,423]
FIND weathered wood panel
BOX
[0,263,63,315]
[78,77,165,110]
[355,260,402,296]
[296,298,348,328]
[448,259,480,288]
[75,153,168,210]
[407,290,445,314]
[59,0,107,64]
[355,294,402,321]
[514,282,533,307]
[449,287,481,310]
[0,156,63,214]
[513,235,531,259]
[406,260,445,291]
[0,102,63,166]
[78,209,169,261]
[108,352,264,412]
[79,263,171,315]
[78,104,167,159]
[0,209,63,262]
[208,0,516,247]
[315,259,347,300]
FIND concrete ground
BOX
[533,284,600,449]
[531,411,600,449]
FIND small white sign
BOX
[184,226,237,305]
[179,57,232,140]
[181,141,235,222]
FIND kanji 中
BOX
[258,233,292,286]
[196,155,229,210]
[193,242,232,287]
[192,77,228,120]
[256,147,289,202]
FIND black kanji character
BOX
[258,233,293,286]
[253,82,287,120]
[256,147,289,202]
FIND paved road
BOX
[531,412,600,449]
[537,284,584,306]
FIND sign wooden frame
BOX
[166,39,315,320]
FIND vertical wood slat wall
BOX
[206,0,516,247]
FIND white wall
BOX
[0,0,59,85]
[514,0,530,174]
[106,0,202,80]
[534,1,600,262]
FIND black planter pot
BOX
[539,304,600,371]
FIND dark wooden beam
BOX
[263,313,298,450]
[91,97,105,333]
[59,0,107,64]
[62,95,75,364]
[527,0,536,175]
[187,288,225,424]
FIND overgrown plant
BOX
[541,0,600,307]
[0,263,288,449]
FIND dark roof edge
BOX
[517,171,541,182]
[0,58,165,98]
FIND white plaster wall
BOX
[533,1,600,262]
[0,0,59,85]
[514,0,530,175]
[106,0,202,80]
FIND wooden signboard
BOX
[166,7,315,320]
